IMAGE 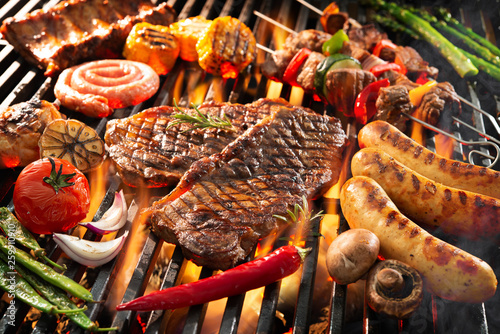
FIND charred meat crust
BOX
[0,0,176,76]
[149,105,347,270]
[105,98,307,188]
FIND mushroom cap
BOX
[366,259,424,319]
[326,228,380,285]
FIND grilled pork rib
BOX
[105,98,296,187]
[0,0,176,76]
[149,104,347,270]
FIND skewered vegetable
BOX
[196,16,256,79]
[322,29,349,56]
[116,245,310,311]
[13,157,90,234]
[369,0,478,78]
[354,78,390,124]
[0,208,65,271]
[39,118,105,173]
[283,48,313,86]
[170,16,212,62]
[0,235,95,302]
[314,54,361,97]
[123,22,180,75]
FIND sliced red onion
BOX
[79,190,127,234]
[53,231,129,267]
[361,54,387,71]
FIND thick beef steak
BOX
[148,104,347,270]
[105,98,296,187]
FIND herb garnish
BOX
[166,99,236,132]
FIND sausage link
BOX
[358,120,500,199]
[351,147,500,240]
[340,176,497,303]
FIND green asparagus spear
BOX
[0,235,94,302]
[459,48,500,82]
[0,258,81,316]
[436,8,500,58]
[410,8,500,68]
[372,14,420,40]
[0,208,66,271]
[370,0,478,77]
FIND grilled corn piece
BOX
[123,22,180,75]
[196,16,256,79]
[39,119,105,173]
[170,16,211,62]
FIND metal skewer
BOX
[253,9,500,167]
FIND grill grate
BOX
[0,0,499,333]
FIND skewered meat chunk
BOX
[149,104,347,270]
[379,71,421,91]
[105,98,295,188]
[375,85,413,131]
[196,16,256,79]
[324,68,376,115]
[261,50,293,82]
[0,0,176,76]
[419,82,461,128]
[347,24,387,51]
[0,99,63,169]
[379,46,439,80]
[297,52,325,91]
[320,2,349,35]
[285,29,332,56]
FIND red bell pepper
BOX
[369,63,403,77]
[354,78,390,124]
[116,245,310,312]
[282,48,312,87]
[372,39,397,57]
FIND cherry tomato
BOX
[13,157,90,234]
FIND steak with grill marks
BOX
[105,98,296,187]
[148,104,347,270]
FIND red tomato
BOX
[13,157,90,234]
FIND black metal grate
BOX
[0,0,499,333]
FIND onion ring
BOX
[54,59,160,118]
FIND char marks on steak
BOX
[0,0,176,76]
[105,98,294,188]
[149,104,347,270]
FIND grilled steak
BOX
[0,0,176,76]
[149,104,347,270]
[105,98,295,187]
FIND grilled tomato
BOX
[13,157,90,234]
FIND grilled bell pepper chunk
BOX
[408,80,438,107]
[369,63,404,77]
[123,22,179,75]
[372,39,397,57]
[196,16,256,79]
[283,48,312,87]
[354,78,390,124]
[170,16,212,62]
[322,29,349,56]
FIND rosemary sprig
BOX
[166,99,236,132]
[274,196,324,242]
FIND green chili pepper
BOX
[5,254,116,332]
[0,235,94,302]
[322,29,349,56]
[0,258,81,316]
[0,208,66,271]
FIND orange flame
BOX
[434,133,455,159]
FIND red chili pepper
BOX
[354,78,390,125]
[372,39,397,57]
[393,55,408,75]
[369,63,403,77]
[116,245,310,312]
[282,48,312,87]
